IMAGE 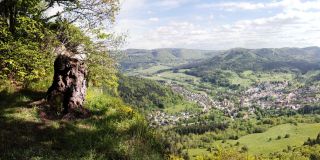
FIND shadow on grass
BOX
[0,89,45,109]
[0,89,125,160]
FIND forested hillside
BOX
[118,75,183,109]
[181,47,320,73]
[120,48,221,71]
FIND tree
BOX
[44,0,120,117]
[44,0,120,29]
[0,0,120,32]
[0,0,121,117]
[0,0,42,33]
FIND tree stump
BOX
[47,54,89,119]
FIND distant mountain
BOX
[179,47,320,74]
[120,48,221,70]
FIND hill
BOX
[180,47,320,74]
[120,48,221,71]
[162,47,320,89]
[118,75,183,109]
[187,123,320,159]
[0,84,168,159]
[215,123,320,154]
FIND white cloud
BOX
[123,8,320,49]
[198,2,266,10]
[197,0,320,11]
[154,0,191,9]
[149,17,159,22]
[114,0,320,49]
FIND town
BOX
[148,81,320,126]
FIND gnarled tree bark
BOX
[46,54,89,119]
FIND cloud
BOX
[114,0,320,49]
[153,0,191,9]
[197,0,320,11]
[148,17,159,22]
[124,8,320,50]
[198,2,266,10]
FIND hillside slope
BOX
[120,48,221,70]
[0,85,167,159]
[180,47,320,73]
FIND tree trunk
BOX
[46,55,89,119]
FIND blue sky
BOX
[114,0,320,50]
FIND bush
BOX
[284,134,290,138]
[277,135,282,140]
[241,145,248,152]
[0,16,55,85]
[262,118,275,125]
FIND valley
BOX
[2,1,320,159]
[120,47,320,159]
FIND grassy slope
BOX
[226,123,320,154]
[0,87,165,159]
[126,65,171,76]
[188,123,320,158]
[164,102,200,114]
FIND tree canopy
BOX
[0,0,121,91]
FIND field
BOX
[127,64,171,76]
[188,123,320,158]
[130,67,297,90]
[164,102,200,114]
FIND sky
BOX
[113,0,320,50]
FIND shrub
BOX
[277,135,282,140]
[284,134,290,138]
[241,145,248,152]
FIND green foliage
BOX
[49,20,119,93]
[87,52,119,94]
[304,132,320,146]
[0,0,121,91]
[118,75,183,109]
[0,16,55,84]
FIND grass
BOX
[128,65,171,76]
[213,123,320,155]
[164,102,200,114]
[0,86,166,159]
[225,70,295,87]
[187,148,210,158]
[239,70,295,84]
[186,123,320,158]
[140,69,297,93]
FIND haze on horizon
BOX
[114,0,320,50]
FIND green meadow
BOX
[188,123,320,158]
